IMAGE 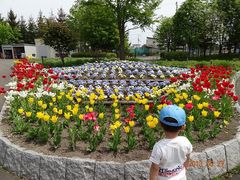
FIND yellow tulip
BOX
[115,109,120,113]
[38,100,43,106]
[51,115,58,123]
[57,96,62,100]
[75,91,81,97]
[145,105,149,111]
[52,97,56,102]
[64,112,71,120]
[72,108,79,115]
[43,114,50,122]
[147,121,156,128]
[129,121,135,127]
[174,98,180,103]
[178,104,185,108]
[157,104,163,110]
[146,115,153,122]
[26,112,32,117]
[188,115,194,122]
[49,102,53,106]
[114,121,122,128]
[60,92,65,96]
[28,97,34,104]
[142,98,148,105]
[203,102,209,108]
[42,104,47,109]
[77,98,82,103]
[112,102,118,108]
[182,92,188,99]
[89,107,93,113]
[99,113,104,119]
[36,112,44,119]
[79,114,84,120]
[153,117,159,125]
[124,126,130,133]
[58,109,63,115]
[193,95,201,101]
[197,104,203,110]
[201,110,208,117]
[125,96,130,101]
[18,108,24,114]
[144,92,150,97]
[224,120,229,125]
[214,111,221,118]
[114,88,119,93]
[90,100,95,105]
[115,113,120,119]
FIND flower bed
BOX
[0,59,238,154]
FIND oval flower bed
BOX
[0,59,238,157]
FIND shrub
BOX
[71,51,117,59]
[164,51,189,61]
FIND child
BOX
[150,105,192,180]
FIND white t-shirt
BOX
[150,136,193,180]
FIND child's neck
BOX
[165,131,179,139]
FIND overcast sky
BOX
[0,0,186,45]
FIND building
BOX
[35,39,56,58]
[1,44,36,59]
[145,37,160,55]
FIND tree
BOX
[105,0,161,59]
[19,16,28,43]
[0,14,4,22]
[0,22,15,45]
[155,17,174,52]
[7,9,19,29]
[57,8,67,23]
[26,17,37,44]
[36,11,47,38]
[173,0,206,56]
[69,0,119,51]
[43,20,77,65]
[215,0,240,53]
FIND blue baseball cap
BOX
[159,105,186,127]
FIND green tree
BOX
[70,0,119,51]
[173,0,206,56]
[57,8,67,23]
[7,9,19,29]
[19,16,28,43]
[36,11,47,38]
[105,0,161,59]
[43,20,77,65]
[215,0,240,53]
[155,17,173,52]
[0,22,15,45]
[26,17,37,44]
[0,14,4,22]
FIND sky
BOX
[0,0,186,45]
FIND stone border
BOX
[0,74,240,180]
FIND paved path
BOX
[0,59,20,180]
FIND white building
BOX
[1,44,36,59]
[35,39,56,58]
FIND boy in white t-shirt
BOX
[150,105,192,180]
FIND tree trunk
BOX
[219,44,222,55]
[118,22,125,60]
[234,44,237,54]
[60,53,65,65]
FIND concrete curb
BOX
[0,72,239,180]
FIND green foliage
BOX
[0,22,15,45]
[163,51,189,61]
[69,0,119,51]
[71,51,117,59]
[43,20,78,64]
[105,0,161,59]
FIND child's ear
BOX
[181,125,186,131]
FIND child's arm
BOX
[150,162,159,180]
[184,154,191,169]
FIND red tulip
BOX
[185,103,194,110]
[233,96,238,102]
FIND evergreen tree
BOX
[7,9,19,29]
[26,17,37,44]
[57,8,67,23]
[36,11,47,38]
[19,16,28,43]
